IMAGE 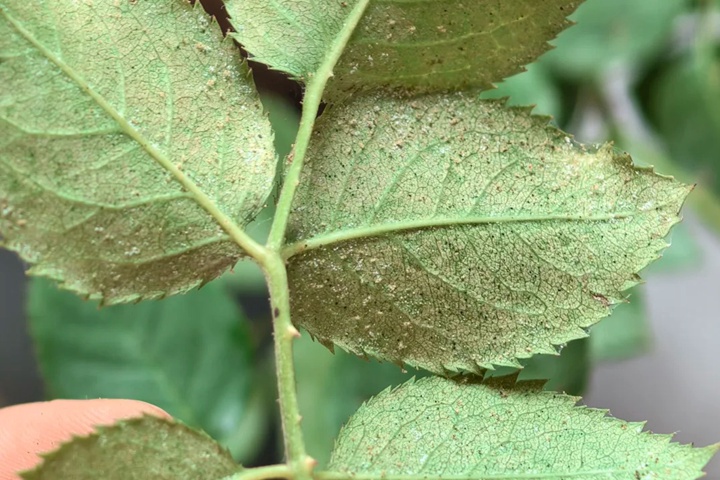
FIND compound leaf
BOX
[0,0,275,303]
[225,0,581,96]
[28,277,260,459]
[21,416,240,480]
[327,376,718,480]
[285,94,688,373]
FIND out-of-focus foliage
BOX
[29,278,271,464]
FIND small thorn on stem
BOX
[287,325,301,338]
[304,456,318,471]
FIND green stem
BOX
[222,464,293,480]
[264,253,314,480]
[261,1,370,476]
[267,0,371,250]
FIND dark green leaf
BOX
[489,338,590,395]
[295,333,419,467]
[29,278,262,459]
[543,0,686,79]
[480,63,562,119]
[589,288,650,363]
[651,50,720,231]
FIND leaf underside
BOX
[286,94,689,374]
[29,278,255,447]
[0,0,275,303]
[225,0,581,96]
[21,415,240,480]
[329,376,718,480]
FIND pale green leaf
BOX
[285,94,689,373]
[327,376,718,480]
[225,0,580,95]
[0,0,275,303]
[28,277,265,462]
[21,416,240,480]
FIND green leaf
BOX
[29,278,263,460]
[295,332,420,467]
[480,63,563,119]
[651,52,720,211]
[589,288,650,363]
[327,376,719,480]
[225,0,581,95]
[543,0,686,79]
[21,416,240,480]
[285,94,689,374]
[0,0,275,303]
[642,220,702,276]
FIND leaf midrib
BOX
[283,210,643,258]
[1,6,261,257]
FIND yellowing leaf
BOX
[285,94,689,373]
[225,0,580,95]
[0,0,275,303]
[327,376,718,480]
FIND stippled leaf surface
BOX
[328,376,718,480]
[0,0,275,303]
[21,416,240,480]
[28,278,259,459]
[225,0,580,95]
[285,94,688,373]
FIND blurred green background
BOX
[1,0,718,475]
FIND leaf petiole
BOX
[267,0,371,251]
[221,464,293,480]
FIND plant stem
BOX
[264,253,314,480]
[267,0,371,250]
[222,464,293,480]
[261,1,370,476]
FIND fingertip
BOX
[0,399,171,480]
